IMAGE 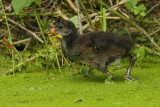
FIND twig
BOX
[0,24,17,38]
[124,21,131,39]
[111,0,128,8]
[109,0,113,6]
[82,0,128,30]
[116,0,119,4]
[1,37,21,58]
[81,0,128,24]
[123,27,139,33]
[0,13,54,16]
[82,6,119,30]
[1,56,38,76]
[12,38,31,45]
[49,0,57,12]
[75,0,83,35]
[54,6,69,20]
[59,49,76,73]
[13,47,22,58]
[22,38,32,56]
[7,18,44,43]
[4,4,11,11]
[42,0,53,12]
[53,0,58,8]
[61,52,64,66]
[141,2,160,20]
[106,17,120,19]
[146,2,160,16]
[61,52,70,66]
[118,8,129,18]
[61,52,75,73]
[96,16,120,20]
[65,0,78,13]
[149,27,160,36]
[121,7,135,20]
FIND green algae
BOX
[0,54,160,106]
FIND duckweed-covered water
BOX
[0,55,160,107]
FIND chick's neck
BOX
[61,29,78,52]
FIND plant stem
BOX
[1,56,38,75]
[100,0,103,30]
[33,6,47,45]
[0,13,54,16]
[0,0,15,73]
[55,52,61,73]
[8,18,44,43]
[48,37,61,73]
[79,0,94,27]
[75,0,83,35]
[102,7,107,31]
[136,44,160,57]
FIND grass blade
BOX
[102,7,106,31]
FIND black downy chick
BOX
[53,19,136,81]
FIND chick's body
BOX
[53,20,135,80]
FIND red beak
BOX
[51,28,56,34]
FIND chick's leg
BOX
[102,67,113,81]
[105,71,112,77]
[125,57,136,81]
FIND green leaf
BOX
[137,4,146,11]
[136,37,147,42]
[130,0,138,6]
[117,30,128,35]
[140,12,146,16]
[125,1,135,11]
[134,9,140,15]
[34,0,42,7]
[126,0,138,11]
[69,16,79,28]
[12,0,34,14]
[134,46,145,62]
[11,0,42,14]
[7,36,11,41]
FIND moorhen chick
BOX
[51,19,136,81]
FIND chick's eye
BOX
[59,25,63,29]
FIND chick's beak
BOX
[51,28,56,34]
[48,28,63,39]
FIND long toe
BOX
[105,75,113,82]
[125,76,135,81]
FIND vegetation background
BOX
[0,0,160,106]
